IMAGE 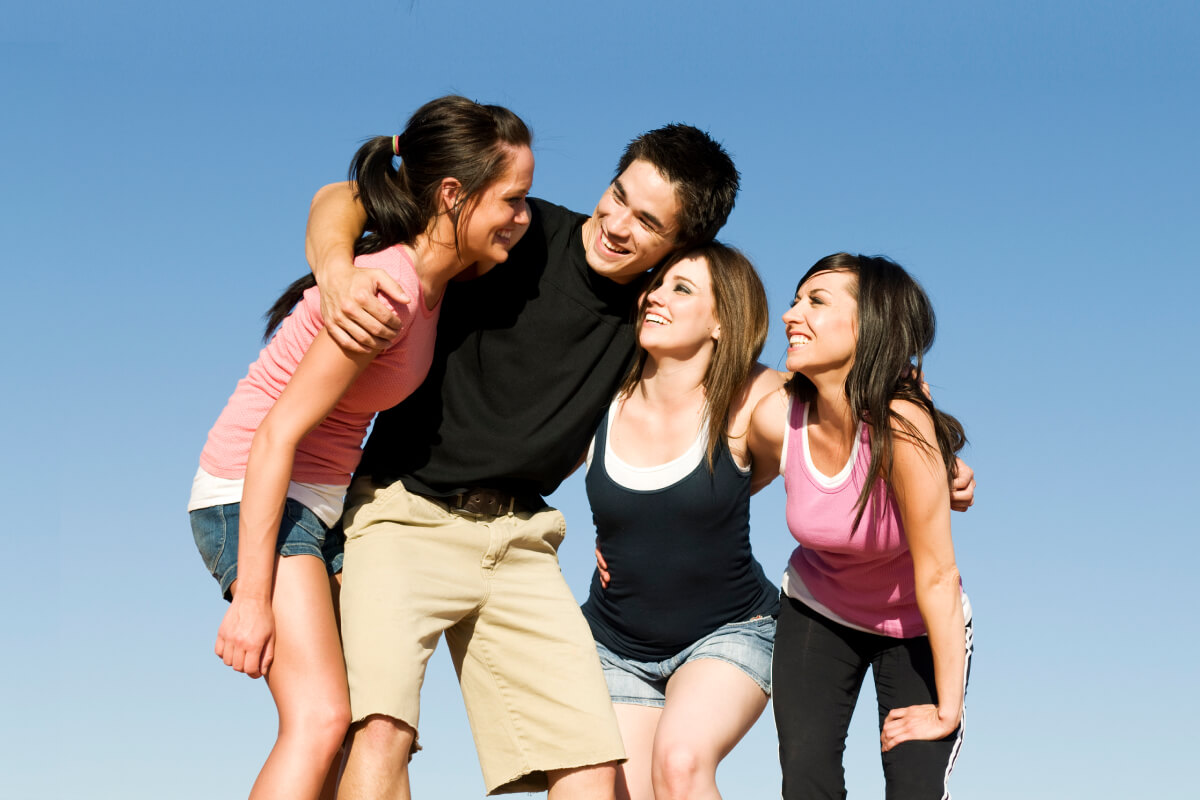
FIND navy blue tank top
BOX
[580,406,780,661]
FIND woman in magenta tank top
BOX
[749,253,973,799]
[187,96,533,799]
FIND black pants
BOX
[773,594,973,800]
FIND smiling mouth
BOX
[788,333,811,346]
[599,228,630,255]
[645,312,669,325]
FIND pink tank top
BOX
[783,399,926,637]
[198,245,441,485]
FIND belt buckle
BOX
[456,489,513,516]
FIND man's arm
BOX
[305,182,409,352]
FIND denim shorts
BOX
[190,498,345,599]
[594,615,776,707]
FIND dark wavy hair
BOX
[263,95,532,338]
[616,123,739,250]
[620,241,768,470]
[785,253,966,531]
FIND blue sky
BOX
[7,1,1199,796]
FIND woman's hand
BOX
[880,703,961,752]
[215,595,276,679]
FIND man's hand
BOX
[950,457,975,512]
[306,181,411,353]
[595,545,611,588]
[319,260,409,353]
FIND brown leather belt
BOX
[444,487,521,516]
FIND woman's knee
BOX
[281,697,351,756]
[651,742,710,798]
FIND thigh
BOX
[448,507,624,795]
[774,595,870,800]
[264,553,349,723]
[873,622,973,800]
[611,702,662,800]
[338,480,485,728]
[682,614,776,695]
[656,657,768,767]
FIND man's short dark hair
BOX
[616,124,740,249]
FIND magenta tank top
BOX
[783,399,927,637]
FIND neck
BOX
[409,231,469,308]
[635,348,710,411]
[806,369,856,438]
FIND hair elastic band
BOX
[392,135,401,156]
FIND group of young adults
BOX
[188,94,977,800]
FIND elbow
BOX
[310,181,344,210]
[250,416,301,458]
[920,563,961,595]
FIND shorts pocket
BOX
[283,498,326,546]
[190,505,232,576]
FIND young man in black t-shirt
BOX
[305,123,740,798]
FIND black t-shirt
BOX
[356,198,641,505]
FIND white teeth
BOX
[645,313,669,325]
[788,333,810,346]
[600,229,630,254]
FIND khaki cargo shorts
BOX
[339,478,625,794]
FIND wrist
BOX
[937,704,962,728]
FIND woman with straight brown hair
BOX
[582,241,784,800]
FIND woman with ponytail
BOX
[187,95,533,800]
[748,254,974,799]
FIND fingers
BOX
[950,457,976,512]
[879,704,954,752]
[326,320,384,354]
[594,547,611,588]
[320,269,406,352]
[373,271,411,307]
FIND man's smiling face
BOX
[581,159,681,284]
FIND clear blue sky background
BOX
[6,1,1198,796]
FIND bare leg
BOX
[336,715,417,800]
[318,574,347,800]
[611,703,663,800]
[242,555,351,800]
[547,761,618,800]
[651,659,768,800]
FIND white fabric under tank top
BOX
[586,397,748,491]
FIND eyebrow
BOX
[613,178,667,233]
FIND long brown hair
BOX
[619,241,769,470]
[785,253,966,531]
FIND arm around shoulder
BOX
[747,383,789,494]
[305,181,408,352]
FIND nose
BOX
[605,198,632,237]
[513,199,530,226]
[782,303,802,325]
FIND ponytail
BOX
[261,95,532,341]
